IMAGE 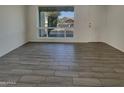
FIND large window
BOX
[38,6,74,38]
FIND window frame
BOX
[37,6,75,39]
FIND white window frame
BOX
[37,7,75,39]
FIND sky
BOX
[59,11,74,18]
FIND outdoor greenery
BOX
[47,12,60,35]
[47,12,60,27]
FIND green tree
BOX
[47,12,60,35]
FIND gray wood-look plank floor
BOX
[0,42,124,87]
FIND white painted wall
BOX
[27,5,104,42]
[1,5,124,57]
[0,6,27,57]
[100,6,124,52]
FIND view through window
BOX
[39,6,74,38]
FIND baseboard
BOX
[28,40,100,43]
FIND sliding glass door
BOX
[38,6,74,38]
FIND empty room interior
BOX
[0,5,124,87]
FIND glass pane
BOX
[48,28,64,37]
[39,12,46,27]
[39,7,74,38]
[39,29,47,37]
[66,30,73,37]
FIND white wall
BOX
[1,5,123,57]
[0,6,28,57]
[27,5,124,52]
[101,6,124,52]
[27,5,104,42]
